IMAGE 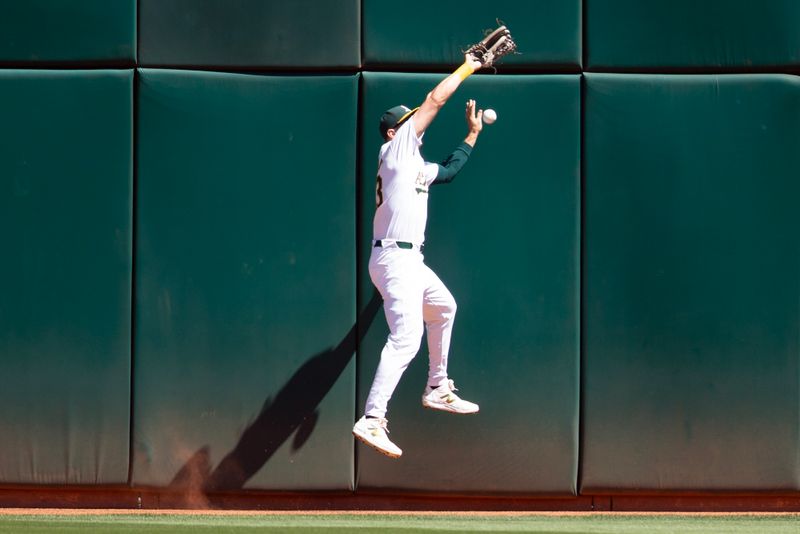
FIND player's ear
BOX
[386,128,396,140]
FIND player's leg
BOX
[420,264,479,414]
[354,250,425,458]
[420,264,457,389]
[364,252,425,418]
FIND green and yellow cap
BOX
[379,105,419,138]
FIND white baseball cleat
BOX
[422,380,479,414]
[352,416,402,459]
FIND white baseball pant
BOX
[364,245,456,419]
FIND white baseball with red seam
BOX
[482,109,497,124]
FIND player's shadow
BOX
[169,290,382,494]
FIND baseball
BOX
[483,108,497,124]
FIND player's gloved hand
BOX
[465,24,517,68]
[464,53,483,73]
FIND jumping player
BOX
[352,54,485,458]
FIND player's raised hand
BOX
[464,53,483,72]
[466,99,483,133]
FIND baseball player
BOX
[352,54,485,459]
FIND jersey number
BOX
[376,176,384,207]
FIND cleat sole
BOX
[352,430,402,459]
[421,400,480,415]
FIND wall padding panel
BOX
[587,0,800,70]
[138,0,360,68]
[133,70,358,491]
[357,73,580,494]
[0,69,133,484]
[363,0,581,70]
[0,1,135,64]
[582,74,800,492]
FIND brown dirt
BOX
[0,508,797,516]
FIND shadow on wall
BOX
[168,290,382,498]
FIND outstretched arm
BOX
[413,54,482,137]
[432,100,484,185]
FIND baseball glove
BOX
[466,25,517,68]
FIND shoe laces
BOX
[435,380,462,402]
[434,379,458,394]
[370,417,390,434]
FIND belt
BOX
[374,239,424,252]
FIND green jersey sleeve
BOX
[432,142,473,185]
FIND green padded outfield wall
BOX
[587,0,800,70]
[0,70,133,484]
[357,73,580,494]
[582,74,800,492]
[133,70,358,491]
[363,0,581,70]
[0,1,135,64]
[138,0,360,69]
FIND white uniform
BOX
[364,117,458,419]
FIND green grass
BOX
[0,513,798,534]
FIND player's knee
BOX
[443,297,457,318]
[388,324,424,354]
[388,337,423,357]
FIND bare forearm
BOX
[429,64,473,108]
[414,59,479,135]
[464,130,479,147]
